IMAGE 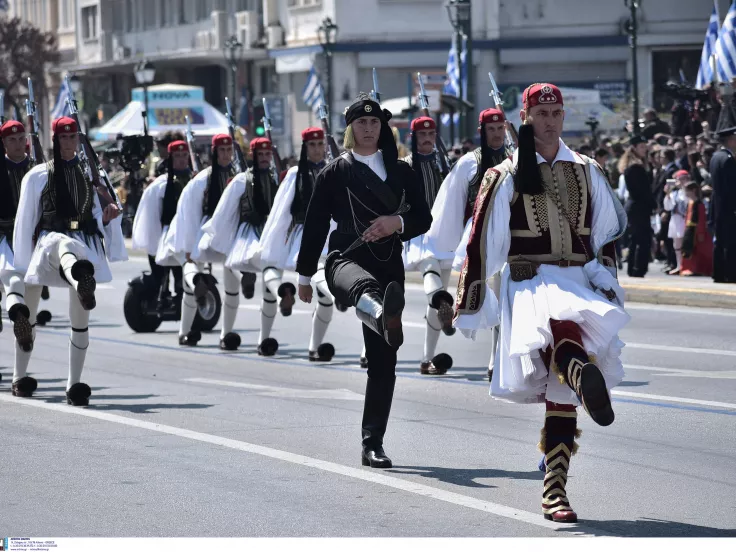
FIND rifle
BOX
[0,89,5,124]
[225,96,246,173]
[184,115,202,173]
[65,75,122,212]
[317,93,339,161]
[488,71,518,149]
[371,68,381,103]
[262,97,283,175]
[26,78,45,165]
[416,72,450,174]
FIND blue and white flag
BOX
[49,77,72,121]
[716,1,736,83]
[697,2,720,89]
[441,36,467,127]
[302,64,324,114]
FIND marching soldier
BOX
[12,116,126,405]
[455,84,628,521]
[131,139,192,306]
[165,134,242,349]
[296,93,432,468]
[197,137,282,355]
[0,120,35,376]
[257,127,336,361]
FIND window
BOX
[197,0,212,20]
[112,0,124,32]
[287,0,321,7]
[178,0,187,24]
[59,0,74,30]
[82,5,98,40]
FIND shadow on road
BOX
[387,465,543,488]
[564,517,736,537]
[87,402,214,414]
[618,380,650,387]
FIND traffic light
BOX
[253,104,265,136]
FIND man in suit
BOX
[653,147,679,270]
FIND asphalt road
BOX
[1,258,735,538]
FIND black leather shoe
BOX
[361,447,392,469]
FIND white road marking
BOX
[625,303,736,317]
[611,390,736,410]
[624,364,736,379]
[185,377,364,400]
[626,342,736,358]
[0,393,583,534]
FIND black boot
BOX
[355,282,404,348]
[430,290,456,336]
[360,376,396,469]
[241,272,257,299]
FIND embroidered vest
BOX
[40,160,97,234]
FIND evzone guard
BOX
[12,116,126,405]
[424,108,513,378]
[131,139,192,305]
[198,137,283,355]
[454,84,629,522]
[165,134,241,349]
[256,127,336,361]
[400,116,454,375]
[0,120,35,379]
[296,93,432,468]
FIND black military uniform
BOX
[708,99,736,283]
[296,95,432,468]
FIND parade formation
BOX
[8,64,736,527]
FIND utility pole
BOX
[625,0,641,135]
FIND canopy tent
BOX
[91,84,230,142]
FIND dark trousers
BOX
[627,227,651,277]
[713,241,736,283]
[148,255,183,296]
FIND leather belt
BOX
[509,259,587,282]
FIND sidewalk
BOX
[124,239,736,309]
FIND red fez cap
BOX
[212,133,232,148]
[673,169,689,179]
[523,83,563,110]
[411,116,436,132]
[479,108,505,125]
[168,140,189,153]
[250,137,272,152]
[301,127,325,142]
[0,120,26,138]
[52,116,78,134]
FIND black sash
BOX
[342,152,399,213]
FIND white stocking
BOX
[179,261,202,337]
[221,267,240,338]
[309,268,334,352]
[68,288,90,390]
[259,270,279,343]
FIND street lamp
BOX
[317,17,338,129]
[223,35,244,115]
[624,0,641,135]
[446,0,473,140]
[134,60,155,132]
[68,74,81,95]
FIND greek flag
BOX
[301,65,324,114]
[49,77,72,121]
[441,36,467,126]
[716,1,736,83]
[697,2,720,89]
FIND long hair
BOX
[205,146,223,217]
[617,147,646,175]
[0,138,12,218]
[160,155,178,226]
[513,123,544,195]
[52,135,78,219]
[291,142,312,218]
[253,163,268,215]
[342,125,355,150]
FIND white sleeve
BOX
[663,191,675,212]
[454,173,514,339]
[12,166,45,274]
[171,172,207,254]
[424,153,475,255]
[99,187,128,263]
[131,176,165,256]
[258,167,298,265]
[199,173,245,254]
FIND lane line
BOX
[624,303,736,317]
[611,390,736,410]
[0,393,578,534]
[625,342,736,358]
[623,364,736,379]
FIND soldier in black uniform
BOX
[708,99,736,283]
[0,120,35,368]
[296,93,432,468]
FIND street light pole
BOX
[223,36,244,114]
[446,0,473,139]
[318,17,339,130]
[625,0,641,135]
[134,60,156,133]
